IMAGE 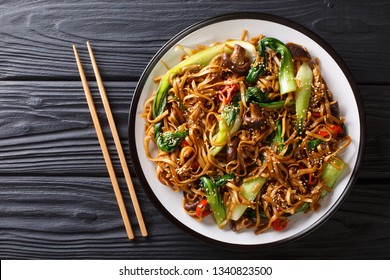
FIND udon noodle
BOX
[142,33,350,234]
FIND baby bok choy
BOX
[246,39,267,84]
[210,95,242,156]
[230,177,267,221]
[295,62,313,135]
[320,158,348,198]
[199,174,234,227]
[261,37,297,95]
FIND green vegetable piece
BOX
[307,139,324,151]
[211,96,242,156]
[273,119,284,153]
[245,86,270,104]
[156,130,188,153]
[231,177,267,221]
[221,95,240,127]
[200,176,227,227]
[246,39,267,84]
[262,37,297,95]
[320,158,348,197]
[257,100,294,109]
[215,173,235,188]
[296,202,309,213]
[340,122,348,137]
[295,62,313,135]
[246,65,263,84]
[170,93,186,112]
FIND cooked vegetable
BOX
[245,86,270,104]
[243,103,264,129]
[273,119,284,153]
[246,39,267,84]
[320,158,348,197]
[286,42,311,62]
[195,198,211,218]
[295,62,313,135]
[231,177,267,221]
[272,218,288,231]
[258,100,294,109]
[296,202,309,213]
[200,176,227,227]
[221,44,251,75]
[318,124,344,138]
[211,95,242,156]
[245,86,294,109]
[307,139,324,151]
[262,37,297,95]
[156,130,188,153]
[215,173,235,187]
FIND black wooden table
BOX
[1,0,389,259]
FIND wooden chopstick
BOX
[86,41,148,237]
[73,44,135,240]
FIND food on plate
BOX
[142,32,350,234]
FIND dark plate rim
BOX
[128,12,366,251]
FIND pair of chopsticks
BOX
[73,42,147,239]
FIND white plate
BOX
[129,13,365,250]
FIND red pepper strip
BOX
[192,160,199,169]
[318,124,343,137]
[330,124,343,136]
[312,112,322,118]
[318,127,329,137]
[180,140,189,147]
[218,83,238,104]
[272,218,288,231]
[195,198,211,218]
[308,172,313,185]
[299,164,314,186]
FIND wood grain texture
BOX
[0,0,389,83]
[0,177,389,259]
[0,0,389,259]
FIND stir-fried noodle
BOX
[142,33,350,233]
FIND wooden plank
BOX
[0,80,132,175]
[0,0,389,83]
[0,81,387,177]
[0,176,389,259]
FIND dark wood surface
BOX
[0,0,389,259]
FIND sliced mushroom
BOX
[226,136,240,162]
[184,200,198,212]
[243,103,265,129]
[221,44,251,75]
[330,101,340,117]
[230,44,247,65]
[232,215,255,232]
[286,42,311,62]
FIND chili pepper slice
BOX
[180,140,189,148]
[195,198,211,218]
[312,112,322,118]
[272,218,288,231]
[218,83,238,104]
[318,124,344,137]
[329,124,343,136]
